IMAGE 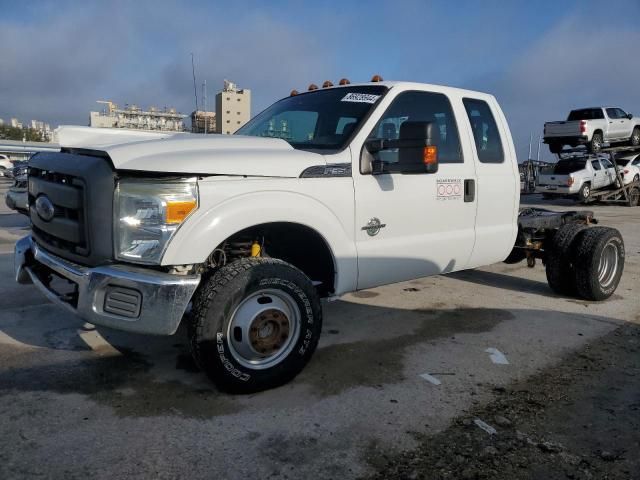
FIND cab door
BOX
[352,89,478,290]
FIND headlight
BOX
[114,179,198,264]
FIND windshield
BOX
[553,159,586,174]
[236,85,388,151]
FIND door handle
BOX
[464,179,475,202]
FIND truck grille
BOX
[29,167,89,256]
[27,151,116,267]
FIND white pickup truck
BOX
[14,80,625,392]
[536,155,619,201]
[544,107,640,154]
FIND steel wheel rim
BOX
[583,185,590,198]
[593,136,602,150]
[598,241,619,289]
[632,131,640,144]
[226,288,300,370]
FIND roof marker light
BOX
[308,84,318,91]
[371,74,383,82]
[322,80,333,88]
[290,89,299,96]
[339,78,351,85]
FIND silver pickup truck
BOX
[536,155,618,201]
[544,107,640,154]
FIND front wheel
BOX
[629,127,640,147]
[188,258,322,393]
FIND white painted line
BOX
[419,373,442,385]
[485,347,509,365]
[474,419,497,435]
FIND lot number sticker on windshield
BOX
[341,93,381,104]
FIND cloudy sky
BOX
[1,0,639,161]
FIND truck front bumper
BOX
[15,236,201,335]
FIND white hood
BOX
[55,126,325,178]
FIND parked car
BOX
[5,163,28,214]
[614,153,640,185]
[14,80,625,392]
[544,107,640,153]
[0,154,13,177]
[537,155,618,202]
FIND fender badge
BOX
[361,217,386,236]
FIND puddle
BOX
[300,307,514,397]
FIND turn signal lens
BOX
[567,177,574,186]
[423,146,437,164]
[166,200,197,224]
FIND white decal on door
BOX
[436,178,462,201]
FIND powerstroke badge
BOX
[437,178,462,201]
[341,93,381,104]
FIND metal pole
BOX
[528,133,532,160]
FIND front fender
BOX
[161,186,357,295]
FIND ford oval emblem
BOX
[35,195,55,222]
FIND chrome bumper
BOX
[14,236,201,335]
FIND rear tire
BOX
[545,223,588,296]
[188,257,322,393]
[588,132,603,153]
[573,227,624,301]
[627,186,640,207]
[629,127,640,147]
[577,183,591,203]
[503,248,526,264]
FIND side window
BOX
[368,91,463,164]
[601,158,613,169]
[632,157,640,166]
[463,98,504,164]
[606,108,619,119]
[591,159,602,170]
[616,108,628,119]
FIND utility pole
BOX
[202,80,207,134]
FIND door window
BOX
[615,108,628,119]
[368,91,463,164]
[463,98,504,164]
[606,108,621,119]
[601,158,614,169]
[591,159,602,170]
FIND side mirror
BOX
[364,121,438,175]
[627,113,633,120]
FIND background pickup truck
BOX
[536,155,619,202]
[544,107,640,154]
[13,80,626,393]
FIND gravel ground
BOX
[366,322,640,480]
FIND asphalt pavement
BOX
[0,180,638,479]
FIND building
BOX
[89,101,187,132]
[10,118,23,129]
[191,110,216,133]
[30,120,52,141]
[215,80,251,134]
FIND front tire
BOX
[189,258,322,393]
[573,227,624,301]
[629,127,640,147]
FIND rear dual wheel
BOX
[545,225,624,300]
